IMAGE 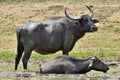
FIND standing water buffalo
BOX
[40,55,109,74]
[15,6,99,70]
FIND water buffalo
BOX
[40,55,109,74]
[15,6,99,70]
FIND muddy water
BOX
[0,62,120,80]
[0,70,120,80]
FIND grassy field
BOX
[0,0,120,62]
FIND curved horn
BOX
[86,5,94,18]
[64,8,80,21]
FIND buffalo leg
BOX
[22,51,32,69]
[62,50,69,55]
[62,32,73,55]
[15,40,24,70]
[22,45,33,70]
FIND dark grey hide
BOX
[40,55,109,74]
[15,6,99,70]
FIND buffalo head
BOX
[65,6,99,32]
[89,56,109,73]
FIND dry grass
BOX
[0,0,120,61]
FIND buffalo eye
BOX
[74,21,80,26]
[85,19,89,22]
[93,19,99,23]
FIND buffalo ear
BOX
[88,60,93,68]
[88,56,97,68]
[93,19,99,23]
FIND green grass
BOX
[0,52,15,61]
[0,63,39,70]
[105,24,120,33]
[0,50,120,62]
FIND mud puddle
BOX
[0,62,120,80]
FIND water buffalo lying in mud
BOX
[15,6,99,70]
[40,55,109,74]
